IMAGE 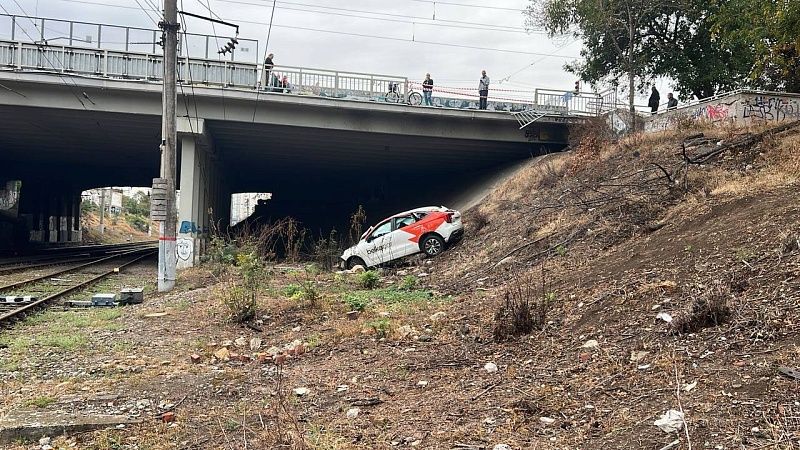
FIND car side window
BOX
[393,215,416,230]
[369,221,392,240]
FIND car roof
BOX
[389,206,446,219]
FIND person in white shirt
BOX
[478,70,490,110]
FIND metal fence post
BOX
[97,24,102,49]
[69,22,73,46]
[16,42,22,69]
[298,67,303,91]
[534,89,538,106]
[10,16,15,41]
[125,27,129,51]
[334,72,339,97]
[40,18,44,41]
[103,49,108,76]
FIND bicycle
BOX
[385,82,423,106]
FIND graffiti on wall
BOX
[646,92,800,132]
[742,96,799,122]
[176,237,193,262]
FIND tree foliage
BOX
[122,192,150,217]
[527,0,800,100]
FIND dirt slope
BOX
[1,120,798,450]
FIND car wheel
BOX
[347,256,366,270]
[421,234,445,257]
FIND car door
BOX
[389,215,420,258]
[361,219,392,266]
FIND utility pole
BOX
[157,0,179,292]
[98,188,106,235]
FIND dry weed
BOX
[670,284,732,334]
[493,271,551,342]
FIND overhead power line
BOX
[15,0,570,57]
[208,0,535,32]
[406,0,526,12]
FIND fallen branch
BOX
[153,395,187,419]
[674,362,693,450]
[470,383,497,401]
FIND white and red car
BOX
[340,206,464,269]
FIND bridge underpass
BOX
[0,6,612,261]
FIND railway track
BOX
[0,247,156,326]
[0,242,155,275]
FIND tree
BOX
[711,0,800,92]
[527,0,683,129]
[122,192,150,217]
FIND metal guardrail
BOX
[0,13,259,63]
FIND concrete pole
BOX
[99,188,106,235]
[158,0,179,292]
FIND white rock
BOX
[429,311,446,322]
[493,445,512,450]
[539,416,556,425]
[417,380,429,387]
[336,385,349,393]
[484,362,498,373]
[234,337,247,348]
[249,337,262,351]
[581,339,599,349]
[39,437,51,446]
[654,409,685,433]
[293,387,310,396]
[346,407,360,419]
[656,312,673,323]
[682,380,697,392]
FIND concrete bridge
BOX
[0,14,613,262]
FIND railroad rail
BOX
[0,246,155,325]
[0,242,156,274]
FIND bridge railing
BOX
[534,88,617,116]
[0,13,260,63]
[0,12,618,116]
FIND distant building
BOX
[231,192,271,225]
[82,187,124,214]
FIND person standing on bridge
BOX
[648,85,660,114]
[423,73,434,106]
[667,92,678,110]
[478,70,490,110]
[263,53,275,89]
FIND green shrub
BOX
[222,283,256,323]
[398,275,418,291]
[126,214,149,233]
[343,294,370,311]
[283,284,302,297]
[366,318,392,338]
[358,270,380,289]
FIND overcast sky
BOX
[4,0,590,96]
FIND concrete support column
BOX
[73,192,82,242]
[58,194,69,242]
[177,136,205,269]
[48,195,58,243]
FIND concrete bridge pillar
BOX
[177,118,219,268]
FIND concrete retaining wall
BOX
[645,91,800,132]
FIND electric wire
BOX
[207,0,537,33]
[0,2,90,109]
[250,0,277,122]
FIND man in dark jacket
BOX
[648,86,660,114]
[667,92,678,110]
[422,73,434,106]
[263,53,274,89]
